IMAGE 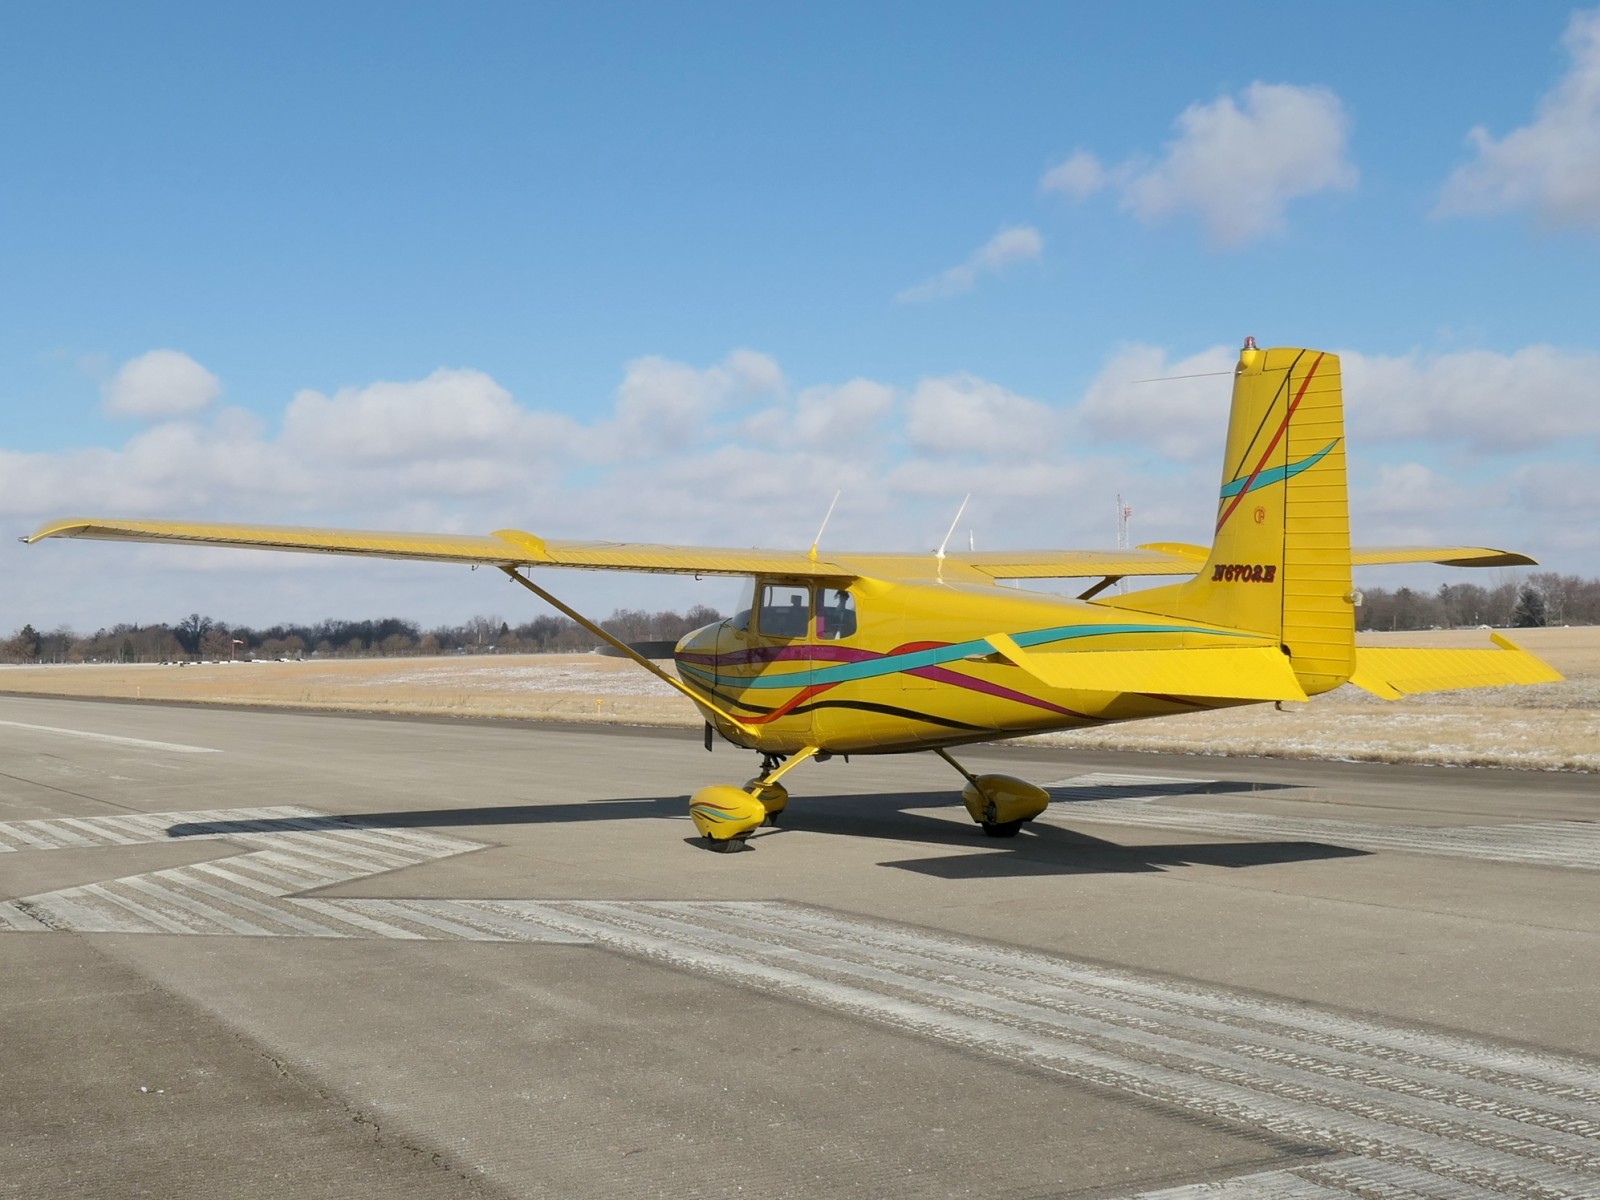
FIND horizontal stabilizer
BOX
[984,633,1308,702]
[1348,633,1563,699]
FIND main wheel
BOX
[981,820,1024,838]
[707,835,740,853]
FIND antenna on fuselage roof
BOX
[808,490,842,562]
[935,493,971,563]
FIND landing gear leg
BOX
[745,748,817,826]
[933,748,1049,839]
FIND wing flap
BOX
[984,632,1308,702]
[1348,633,1563,699]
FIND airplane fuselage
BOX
[673,575,1278,756]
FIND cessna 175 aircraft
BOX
[25,341,1561,849]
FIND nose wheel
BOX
[689,746,817,851]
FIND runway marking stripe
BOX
[0,806,331,853]
[0,718,220,754]
[0,823,60,850]
[189,860,293,896]
[161,869,337,937]
[55,817,143,846]
[122,872,274,937]
[290,898,431,940]
[78,882,194,934]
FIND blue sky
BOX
[4,2,1598,632]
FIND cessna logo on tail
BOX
[1213,563,1277,583]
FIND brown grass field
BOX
[2,626,1595,772]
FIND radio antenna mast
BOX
[808,490,842,561]
[1115,494,1133,593]
[936,494,971,561]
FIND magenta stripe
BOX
[906,666,1088,717]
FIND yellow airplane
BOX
[24,341,1561,850]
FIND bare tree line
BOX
[5,570,1596,665]
[1356,572,1600,632]
[1,606,724,665]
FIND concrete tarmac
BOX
[1,695,1597,1199]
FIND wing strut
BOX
[498,567,758,737]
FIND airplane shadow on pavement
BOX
[165,782,1368,878]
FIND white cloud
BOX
[1342,345,1600,452]
[1039,150,1105,200]
[904,374,1059,458]
[1044,83,1357,248]
[1072,341,1600,460]
[102,349,222,420]
[896,226,1044,303]
[283,368,568,468]
[1075,343,1237,461]
[742,379,897,450]
[1436,9,1600,230]
[607,349,784,454]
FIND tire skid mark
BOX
[417,900,1595,1200]
[3,807,1596,1197]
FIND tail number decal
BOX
[1212,563,1277,583]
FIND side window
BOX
[729,578,756,632]
[816,588,857,640]
[757,584,811,639]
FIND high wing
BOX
[21,518,855,579]
[1136,542,1537,570]
[21,518,1538,582]
[23,518,1208,582]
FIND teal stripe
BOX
[690,805,748,821]
[709,623,1255,691]
[1220,440,1336,500]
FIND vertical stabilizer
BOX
[1102,342,1355,695]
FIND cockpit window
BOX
[757,584,811,639]
[815,588,857,640]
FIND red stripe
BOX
[1215,353,1324,534]
[738,683,835,725]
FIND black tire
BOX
[707,836,738,853]
[981,820,1024,838]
